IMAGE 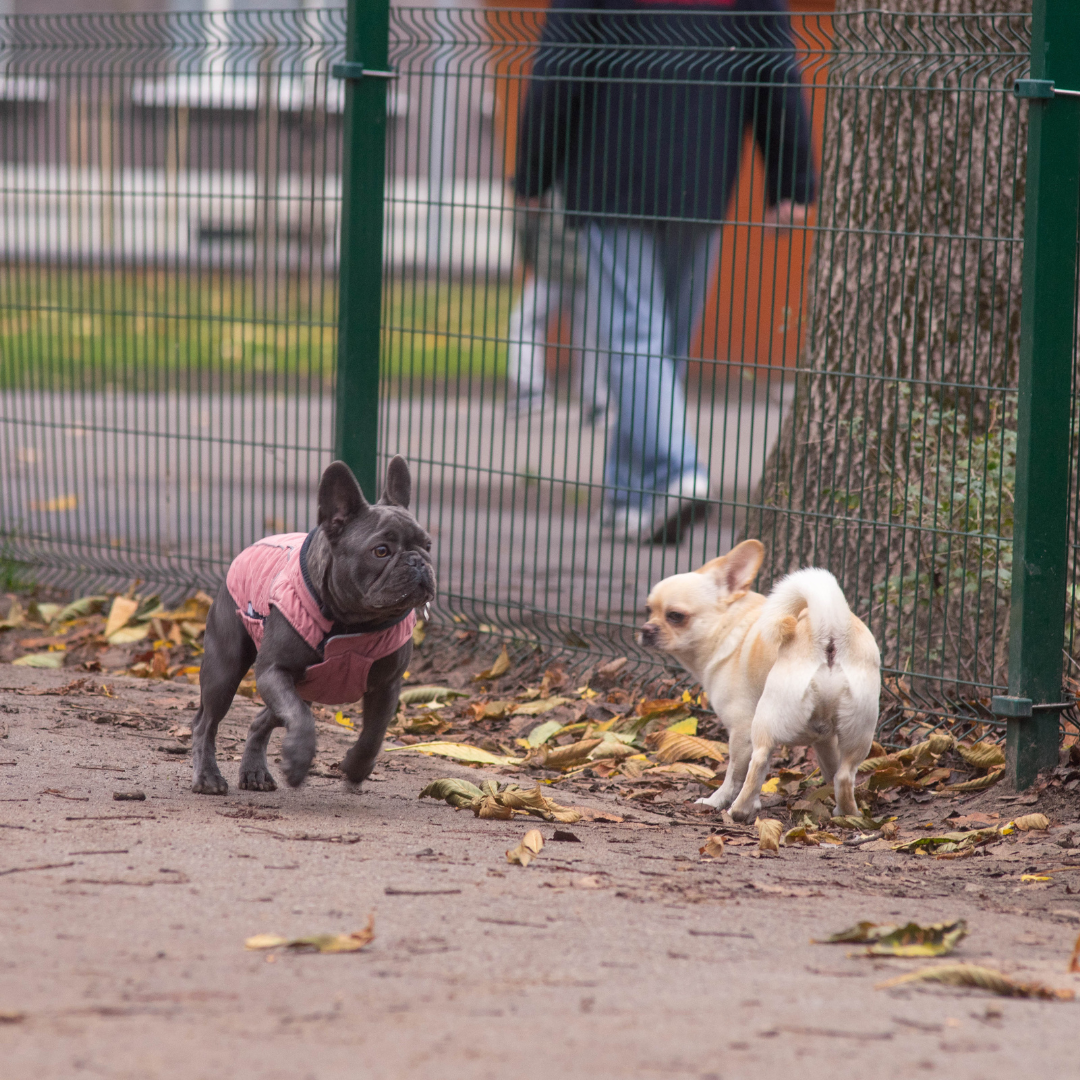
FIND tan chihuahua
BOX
[639,540,880,822]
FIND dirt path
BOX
[1,666,1079,1080]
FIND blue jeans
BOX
[582,221,714,513]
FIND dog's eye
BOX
[373,544,390,558]
[424,540,431,551]
[666,611,687,626]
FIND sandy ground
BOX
[1,666,1079,1080]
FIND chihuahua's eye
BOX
[373,544,390,558]
[666,611,687,626]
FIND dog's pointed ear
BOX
[318,460,369,541]
[380,455,411,509]
[696,540,764,596]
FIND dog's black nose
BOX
[640,624,658,646]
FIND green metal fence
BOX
[2,5,1079,784]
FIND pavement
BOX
[2,665,1079,1079]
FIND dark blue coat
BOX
[514,0,817,223]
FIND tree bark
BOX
[753,0,1030,723]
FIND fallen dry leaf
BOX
[104,596,140,639]
[474,646,511,681]
[398,685,468,705]
[756,818,782,853]
[12,652,65,669]
[510,697,571,717]
[528,739,603,770]
[1012,813,1051,832]
[506,829,544,867]
[647,730,727,764]
[699,835,725,858]
[958,741,1006,770]
[245,914,375,954]
[386,741,523,767]
[937,769,1005,794]
[1069,932,1080,975]
[418,777,485,809]
[820,919,968,957]
[876,963,1073,1000]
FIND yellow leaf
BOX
[1021,874,1051,883]
[756,817,782,853]
[646,730,727,764]
[474,646,511,681]
[107,624,150,645]
[385,741,523,767]
[29,493,77,512]
[1013,813,1050,832]
[760,776,781,795]
[104,595,140,638]
[334,711,355,730]
[12,652,64,668]
[245,915,374,954]
[506,828,544,867]
[526,720,564,747]
[699,834,725,858]
[665,716,698,735]
[958,741,1006,770]
[510,696,571,716]
[412,620,426,646]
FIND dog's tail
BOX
[759,568,852,668]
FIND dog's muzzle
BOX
[638,623,659,647]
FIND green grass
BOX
[0,268,512,391]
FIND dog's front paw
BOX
[192,769,229,796]
[727,799,760,823]
[341,748,377,786]
[238,764,277,792]
[280,733,316,788]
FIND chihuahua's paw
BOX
[238,764,277,792]
[191,769,229,796]
[727,800,760,823]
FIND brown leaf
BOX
[506,829,544,867]
[958,741,1006,770]
[635,698,686,719]
[938,768,1004,793]
[1069,932,1080,975]
[245,914,375,954]
[539,665,566,698]
[474,646,511,681]
[699,835,725,858]
[647,731,727,764]
[528,739,603,770]
[876,963,1073,1000]
[756,817,782,853]
[1012,813,1050,832]
[469,699,512,721]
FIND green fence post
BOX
[996,0,1080,789]
[333,0,391,499]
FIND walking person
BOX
[514,0,816,543]
[507,189,607,423]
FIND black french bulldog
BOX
[190,456,436,796]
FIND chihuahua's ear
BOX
[380,455,411,509]
[696,539,764,596]
[318,460,369,541]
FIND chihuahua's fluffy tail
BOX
[759,568,851,667]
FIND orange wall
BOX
[482,1,836,379]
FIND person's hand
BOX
[763,200,810,228]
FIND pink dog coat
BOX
[225,532,415,706]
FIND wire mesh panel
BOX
[384,6,1032,734]
[0,9,346,592]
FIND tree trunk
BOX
[753,0,1030,728]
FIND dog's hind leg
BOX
[239,707,283,791]
[191,584,256,795]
